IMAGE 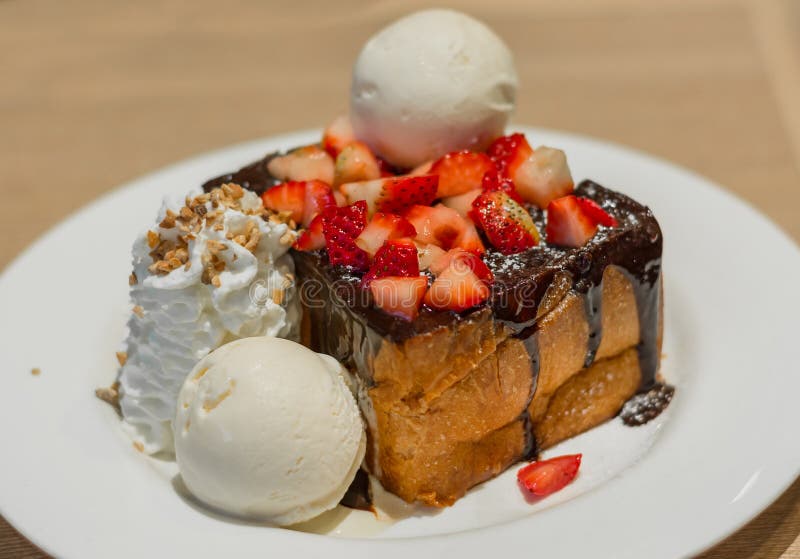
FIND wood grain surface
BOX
[1,0,798,557]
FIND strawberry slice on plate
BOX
[404,204,485,254]
[355,213,417,257]
[322,201,369,270]
[340,175,438,216]
[334,141,381,186]
[470,190,540,254]
[322,115,356,158]
[430,150,496,198]
[293,214,325,251]
[517,454,582,498]
[361,238,420,286]
[545,195,618,248]
[261,181,306,224]
[266,145,335,185]
[424,250,493,311]
[369,276,428,321]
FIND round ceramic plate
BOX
[1,128,799,559]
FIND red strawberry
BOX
[404,204,485,254]
[575,197,619,227]
[470,191,540,254]
[302,180,335,227]
[355,213,417,257]
[441,188,481,218]
[362,238,420,286]
[370,276,428,321]
[481,169,525,204]
[322,201,369,270]
[293,214,325,251]
[545,195,617,248]
[261,181,306,223]
[334,141,381,186]
[486,133,534,177]
[340,175,438,216]
[424,250,493,311]
[410,160,433,176]
[266,145,334,185]
[430,151,496,197]
[322,115,356,157]
[517,454,582,497]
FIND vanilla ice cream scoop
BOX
[174,337,366,525]
[350,9,518,168]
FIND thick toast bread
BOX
[204,156,665,507]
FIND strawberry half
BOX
[266,145,334,185]
[545,195,617,248]
[340,175,438,216]
[486,133,534,177]
[481,169,525,204]
[302,180,335,227]
[355,213,417,257]
[470,191,540,254]
[361,238,420,286]
[424,250,493,311]
[430,151,496,198]
[293,214,325,251]
[322,201,369,270]
[261,181,306,223]
[370,276,428,321]
[322,115,356,157]
[404,204,485,254]
[334,141,381,186]
[517,454,582,498]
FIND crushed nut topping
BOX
[129,272,138,286]
[145,184,293,285]
[116,351,128,366]
[31,367,41,376]
[95,381,120,410]
[132,305,144,318]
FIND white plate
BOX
[1,128,799,559]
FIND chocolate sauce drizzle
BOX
[203,154,674,507]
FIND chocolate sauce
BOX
[620,382,674,426]
[583,283,604,368]
[340,468,374,512]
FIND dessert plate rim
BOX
[1,126,798,559]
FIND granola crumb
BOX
[129,272,138,286]
[95,381,120,410]
[132,441,144,453]
[211,275,222,288]
[272,288,284,305]
[132,305,144,318]
[31,367,41,376]
[116,351,128,367]
[279,231,295,246]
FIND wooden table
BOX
[1,0,798,557]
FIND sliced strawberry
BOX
[441,188,481,218]
[322,115,356,157]
[470,191,540,254]
[456,220,486,255]
[416,243,447,272]
[545,195,617,248]
[430,151,496,198]
[340,175,438,216]
[302,180,335,227]
[293,214,325,251]
[512,146,574,208]
[322,201,369,270]
[333,190,347,207]
[267,145,334,185]
[370,276,428,321]
[361,238,420,286]
[517,454,582,498]
[355,213,417,257]
[261,181,306,223]
[481,169,524,204]
[404,204,462,250]
[376,157,396,177]
[424,250,492,312]
[486,133,534,177]
[334,141,381,186]
[575,197,619,227]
